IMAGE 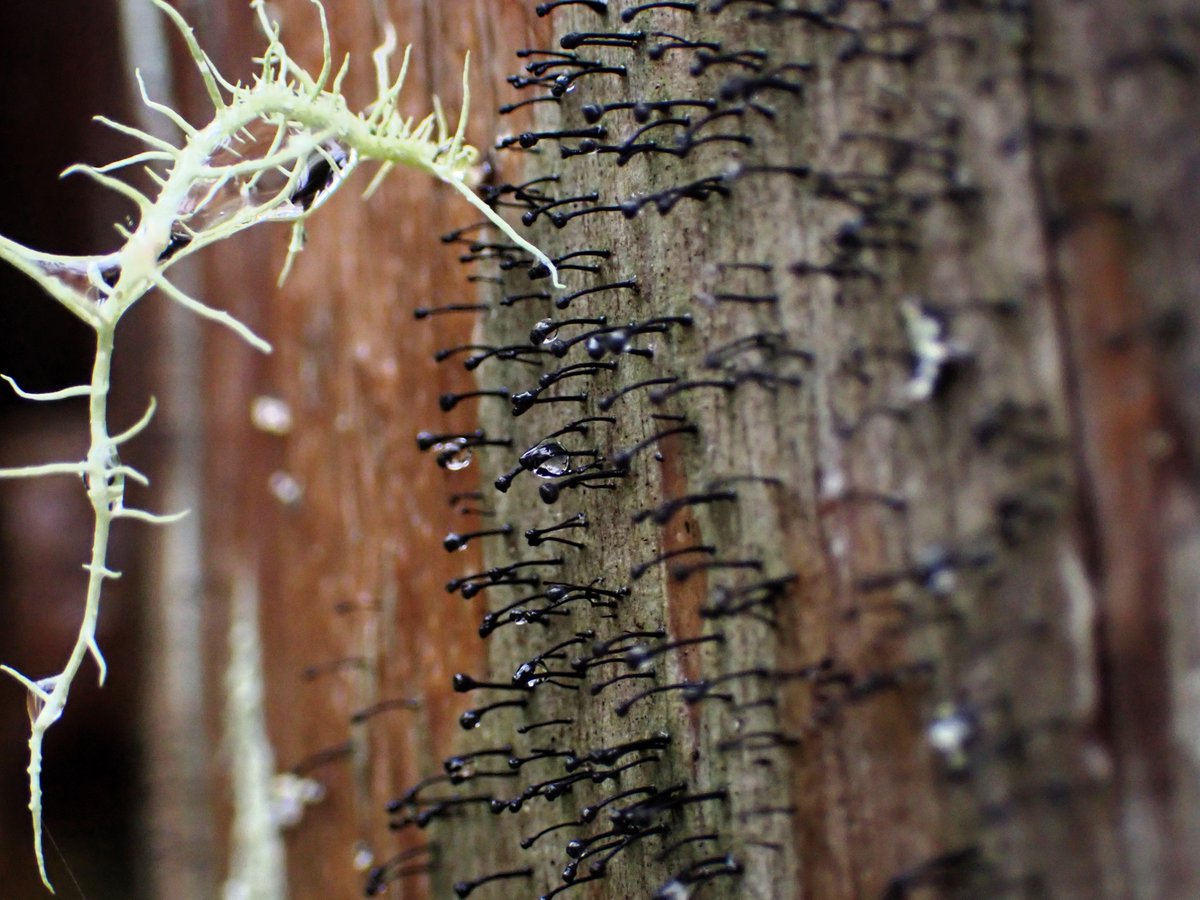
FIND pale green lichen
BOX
[223,565,288,900]
[0,1,556,890]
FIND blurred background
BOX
[0,2,151,895]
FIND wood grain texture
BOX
[181,1,1200,898]
[191,0,539,895]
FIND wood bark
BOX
[178,1,1200,899]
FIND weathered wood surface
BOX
[186,1,548,896]
[0,2,157,896]
[180,1,1200,899]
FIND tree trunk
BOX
[183,1,1199,898]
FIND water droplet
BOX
[180,130,355,233]
[268,470,303,505]
[24,677,62,726]
[435,441,473,471]
[251,395,293,435]
[534,455,571,477]
[520,441,571,477]
[352,842,375,872]
[270,773,325,828]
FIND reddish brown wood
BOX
[187,2,543,896]
[137,1,1200,898]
